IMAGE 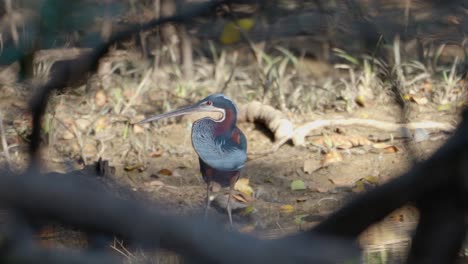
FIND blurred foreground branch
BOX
[0,170,359,264]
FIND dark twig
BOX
[0,112,12,169]
[219,64,236,94]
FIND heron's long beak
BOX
[137,104,223,124]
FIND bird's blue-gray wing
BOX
[192,127,246,171]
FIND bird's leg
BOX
[204,181,212,220]
[226,183,233,227]
[226,173,239,227]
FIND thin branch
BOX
[292,118,454,146]
[0,111,12,169]
[220,64,236,94]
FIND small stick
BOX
[248,116,454,156]
[292,118,454,146]
[0,112,12,169]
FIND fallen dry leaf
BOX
[352,176,379,193]
[232,192,253,203]
[62,130,75,140]
[312,135,372,150]
[239,224,255,234]
[95,90,107,106]
[290,179,306,191]
[242,205,255,216]
[37,225,58,240]
[75,118,91,131]
[313,186,332,193]
[95,117,110,132]
[296,196,307,203]
[145,180,165,187]
[422,81,433,93]
[355,95,366,107]
[328,172,364,187]
[82,143,97,157]
[157,168,173,176]
[280,204,295,213]
[303,159,319,174]
[124,163,145,172]
[59,118,76,139]
[437,104,452,111]
[294,214,309,225]
[372,143,399,153]
[133,124,145,134]
[409,95,428,105]
[149,147,164,158]
[383,146,399,153]
[234,178,254,197]
[446,15,460,24]
[372,143,391,149]
[321,150,343,167]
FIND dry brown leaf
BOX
[313,186,332,193]
[232,192,253,203]
[321,150,343,167]
[372,143,399,153]
[329,172,364,186]
[447,15,461,24]
[75,118,91,131]
[239,225,255,234]
[145,180,165,187]
[149,147,164,158]
[133,124,145,134]
[372,143,391,149]
[124,163,145,172]
[280,204,295,213]
[82,143,97,157]
[352,176,379,193]
[37,225,58,240]
[157,168,173,176]
[232,193,247,203]
[234,178,254,196]
[296,196,307,202]
[62,130,75,140]
[383,146,399,153]
[409,95,428,105]
[312,135,372,150]
[59,118,76,139]
[355,95,366,107]
[303,159,319,174]
[95,90,107,106]
[422,81,433,93]
[95,117,110,132]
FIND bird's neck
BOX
[214,108,236,136]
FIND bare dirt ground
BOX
[0,47,465,262]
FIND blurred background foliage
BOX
[1,0,466,65]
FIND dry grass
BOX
[18,39,462,173]
[0,39,464,263]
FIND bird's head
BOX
[137,94,238,124]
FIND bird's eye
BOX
[206,100,212,106]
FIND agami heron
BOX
[138,94,247,225]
